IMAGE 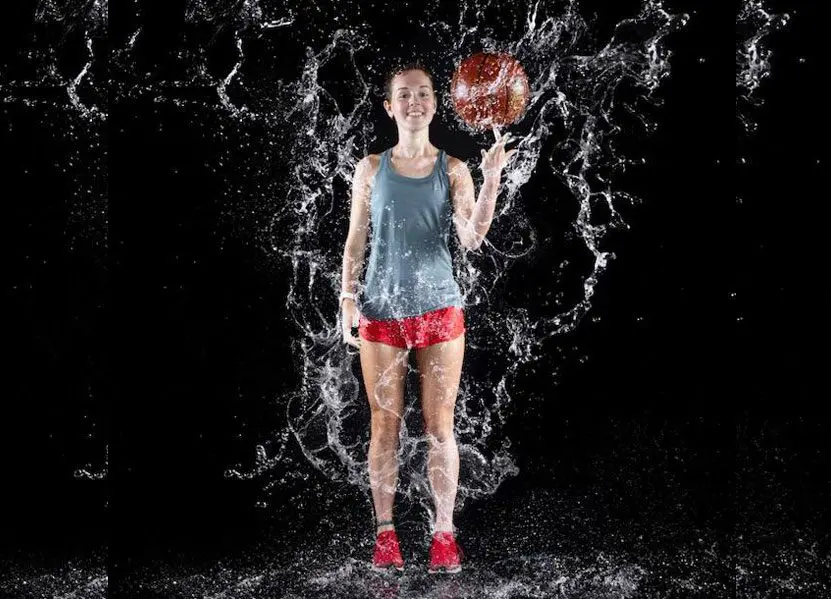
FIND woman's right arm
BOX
[341,155,375,347]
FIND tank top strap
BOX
[437,149,447,177]
[379,148,391,173]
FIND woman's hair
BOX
[384,62,435,101]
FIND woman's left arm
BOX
[450,129,517,251]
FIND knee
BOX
[371,410,401,442]
[423,418,454,446]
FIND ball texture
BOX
[451,53,530,128]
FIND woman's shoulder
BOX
[444,154,471,182]
[364,153,384,167]
[356,154,383,179]
[445,154,464,168]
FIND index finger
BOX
[492,126,501,142]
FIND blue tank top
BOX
[358,148,464,321]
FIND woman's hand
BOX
[480,127,518,181]
[341,300,362,349]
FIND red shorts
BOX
[358,306,465,349]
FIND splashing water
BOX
[0,556,107,599]
[12,1,109,249]
[1,3,109,484]
[74,444,108,481]
[736,0,790,133]
[192,0,692,532]
[11,0,688,539]
[114,480,755,598]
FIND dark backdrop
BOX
[2,0,827,584]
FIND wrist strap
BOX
[339,291,356,305]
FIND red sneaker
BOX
[427,531,463,574]
[372,530,405,572]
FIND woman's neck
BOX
[393,128,434,159]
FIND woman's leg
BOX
[360,338,409,532]
[414,334,465,533]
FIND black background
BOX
[2,0,827,584]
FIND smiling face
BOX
[383,69,437,131]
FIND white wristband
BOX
[339,291,356,305]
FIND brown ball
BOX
[451,53,530,129]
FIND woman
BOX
[339,63,517,574]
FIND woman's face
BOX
[384,69,436,131]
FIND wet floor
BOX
[104,487,828,599]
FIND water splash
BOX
[60,1,107,121]
[0,554,107,599]
[74,445,108,481]
[197,0,690,530]
[2,2,109,493]
[0,1,109,250]
[736,0,790,133]
[113,481,746,598]
[300,554,648,598]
